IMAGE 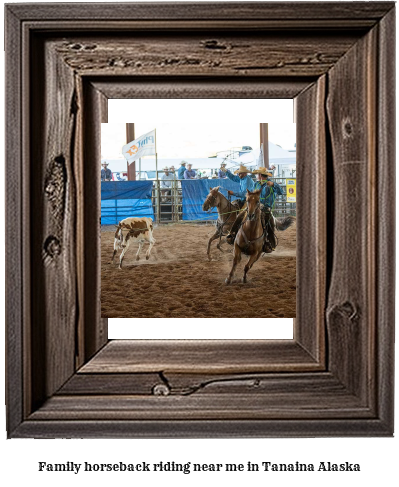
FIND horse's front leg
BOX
[242,249,262,283]
[207,230,220,261]
[216,237,225,252]
[225,244,241,284]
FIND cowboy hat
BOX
[220,162,227,166]
[101,160,109,166]
[163,166,169,170]
[252,166,273,177]
[233,164,252,175]
[180,161,187,165]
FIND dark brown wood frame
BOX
[5,2,395,438]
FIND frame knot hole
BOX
[201,40,227,50]
[152,383,171,396]
[339,301,358,321]
[343,119,353,138]
[43,236,62,265]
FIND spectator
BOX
[178,161,187,179]
[160,166,174,201]
[184,163,196,179]
[101,161,112,181]
[218,163,227,178]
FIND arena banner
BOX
[122,129,156,163]
[286,178,296,202]
[101,181,154,224]
[181,179,240,221]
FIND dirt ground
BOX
[101,221,296,318]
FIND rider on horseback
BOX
[226,166,283,252]
[222,164,255,209]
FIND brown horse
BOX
[202,186,240,261]
[225,189,265,284]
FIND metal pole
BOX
[155,128,158,190]
[156,180,161,224]
[155,129,160,222]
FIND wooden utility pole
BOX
[260,123,269,168]
[126,123,136,180]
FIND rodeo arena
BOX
[101,126,297,318]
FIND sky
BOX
[101,99,296,160]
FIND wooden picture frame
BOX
[5,2,395,438]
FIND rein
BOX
[237,205,265,253]
[205,191,238,232]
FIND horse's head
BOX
[246,189,261,221]
[202,186,220,211]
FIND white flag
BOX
[257,143,264,168]
[122,129,156,163]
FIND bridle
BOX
[246,200,260,221]
[204,192,218,211]
[237,199,265,253]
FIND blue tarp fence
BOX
[181,179,239,221]
[101,181,154,225]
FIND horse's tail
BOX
[275,216,296,231]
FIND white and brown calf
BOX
[112,217,156,269]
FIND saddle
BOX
[231,199,245,210]
[226,205,275,252]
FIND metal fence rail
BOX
[151,177,296,223]
[152,179,183,223]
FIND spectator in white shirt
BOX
[161,167,175,201]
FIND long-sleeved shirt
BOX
[160,173,174,188]
[178,166,186,179]
[225,170,255,199]
[218,169,227,179]
[254,179,283,208]
[101,168,112,181]
[184,169,196,179]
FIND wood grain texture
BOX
[29,392,371,421]
[295,76,326,363]
[376,7,395,432]
[92,78,311,99]
[5,2,395,438]
[82,81,108,361]
[325,26,377,405]
[7,2,394,22]
[53,34,360,78]
[13,418,391,439]
[5,6,24,436]
[30,37,78,408]
[80,340,320,374]
[60,371,352,397]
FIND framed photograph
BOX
[101,116,297,322]
[5,2,395,437]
